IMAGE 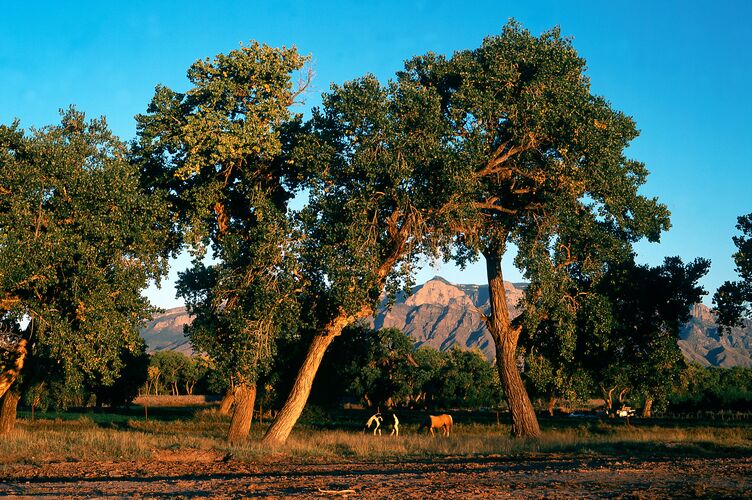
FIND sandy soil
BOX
[1,451,750,498]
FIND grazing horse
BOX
[364,412,383,435]
[419,414,453,436]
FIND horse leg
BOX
[429,426,435,437]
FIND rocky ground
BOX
[1,451,750,498]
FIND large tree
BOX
[714,213,752,328]
[134,43,310,443]
[261,73,447,445]
[401,21,670,436]
[576,257,709,416]
[0,109,170,430]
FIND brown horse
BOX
[419,414,453,436]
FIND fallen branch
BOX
[318,488,356,495]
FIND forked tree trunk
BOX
[600,384,617,415]
[0,388,20,435]
[642,398,653,418]
[484,248,541,438]
[262,311,363,446]
[547,396,557,417]
[227,382,257,444]
[218,387,235,416]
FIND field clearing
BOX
[1,406,751,497]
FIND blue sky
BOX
[2,1,750,308]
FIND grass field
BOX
[3,404,751,465]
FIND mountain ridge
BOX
[141,277,752,367]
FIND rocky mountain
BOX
[140,277,752,367]
[371,277,524,361]
[140,307,193,355]
[678,304,752,368]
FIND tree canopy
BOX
[714,213,752,328]
[0,108,170,413]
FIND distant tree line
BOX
[312,326,501,410]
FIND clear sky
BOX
[2,1,750,308]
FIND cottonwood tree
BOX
[714,213,752,328]
[401,21,670,436]
[0,109,170,431]
[261,73,447,445]
[134,43,310,443]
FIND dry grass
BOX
[2,414,750,465]
[237,422,752,461]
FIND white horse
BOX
[388,413,399,436]
[365,412,383,435]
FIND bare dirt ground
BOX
[1,451,750,498]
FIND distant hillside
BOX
[140,307,193,355]
[678,304,752,368]
[140,277,752,367]
[371,276,524,361]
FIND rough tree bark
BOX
[484,248,541,438]
[227,382,256,444]
[642,398,653,418]
[0,387,20,435]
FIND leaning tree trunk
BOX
[642,398,654,418]
[261,311,364,446]
[227,382,257,444]
[0,387,20,435]
[218,386,235,416]
[484,248,541,438]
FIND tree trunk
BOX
[547,396,557,417]
[262,310,363,446]
[642,398,653,418]
[0,388,20,435]
[600,384,616,415]
[227,382,256,444]
[0,339,27,400]
[484,248,541,438]
[218,387,235,416]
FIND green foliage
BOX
[397,21,671,430]
[401,20,669,271]
[0,108,170,389]
[576,257,709,409]
[714,213,752,328]
[315,325,500,410]
[295,69,447,325]
[670,364,752,412]
[432,348,502,408]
